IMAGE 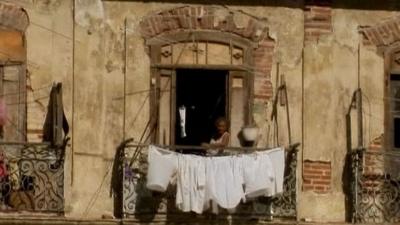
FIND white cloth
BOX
[179,106,187,138]
[205,156,244,213]
[146,145,178,192]
[145,145,285,214]
[266,147,285,195]
[208,132,230,156]
[176,154,206,214]
[242,151,275,198]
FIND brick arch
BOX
[0,2,29,32]
[360,16,400,49]
[140,6,271,42]
[140,5,275,101]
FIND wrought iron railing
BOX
[350,148,400,223]
[0,143,64,214]
[121,143,298,221]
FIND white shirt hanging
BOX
[266,147,285,195]
[205,156,245,213]
[176,153,206,214]
[146,145,178,192]
[242,151,275,198]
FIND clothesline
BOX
[125,142,300,152]
[146,145,286,214]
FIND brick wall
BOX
[303,160,331,193]
[360,136,389,192]
[253,39,274,101]
[304,0,332,42]
[364,136,383,175]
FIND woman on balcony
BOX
[202,117,230,156]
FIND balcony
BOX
[120,141,299,222]
[0,142,65,214]
[350,148,400,223]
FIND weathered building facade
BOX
[0,0,398,224]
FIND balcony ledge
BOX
[0,217,387,225]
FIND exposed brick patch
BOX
[304,0,332,42]
[253,39,274,100]
[360,16,400,48]
[364,153,384,176]
[364,135,384,176]
[362,135,399,194]
[140,6,269,42]
[303,160,331,193]
[368,135,383,151]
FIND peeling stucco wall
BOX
[298,8,391,222]
[9,0,73,214]
[7,0,396,222]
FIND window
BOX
[156,69,250,147]
[0,28,27,142]
[175,69,228,146]
[150,32,255,147]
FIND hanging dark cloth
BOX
[42,83,69,147]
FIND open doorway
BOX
[175,69,228,148]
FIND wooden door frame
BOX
[148,31,255,145]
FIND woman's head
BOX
[215,117,229,135]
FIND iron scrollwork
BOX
[271,145,298,219]
[351,149,400,223]
[0,144,64,213]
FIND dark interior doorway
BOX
[395,118,400,148]
[175,69,228,148]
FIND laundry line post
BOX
[123,18,127,141]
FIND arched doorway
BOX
[140,6,275,147]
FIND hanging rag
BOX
[43,83,69,147]
[179,106,187,138]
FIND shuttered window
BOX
[0,65,26,141]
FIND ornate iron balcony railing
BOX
[350,148,400,223]
[120,143,298,221]
[0,142,64,214]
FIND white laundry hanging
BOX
[242,151,275,199]
[146,145,178,192]
[145,145,286,214]
[176,153,206,214]
[266,147,285,195]
[204,155,245,213]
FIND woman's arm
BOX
[209,133,230,148]
[220,132,230,147]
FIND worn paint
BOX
[4,0,394,222]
